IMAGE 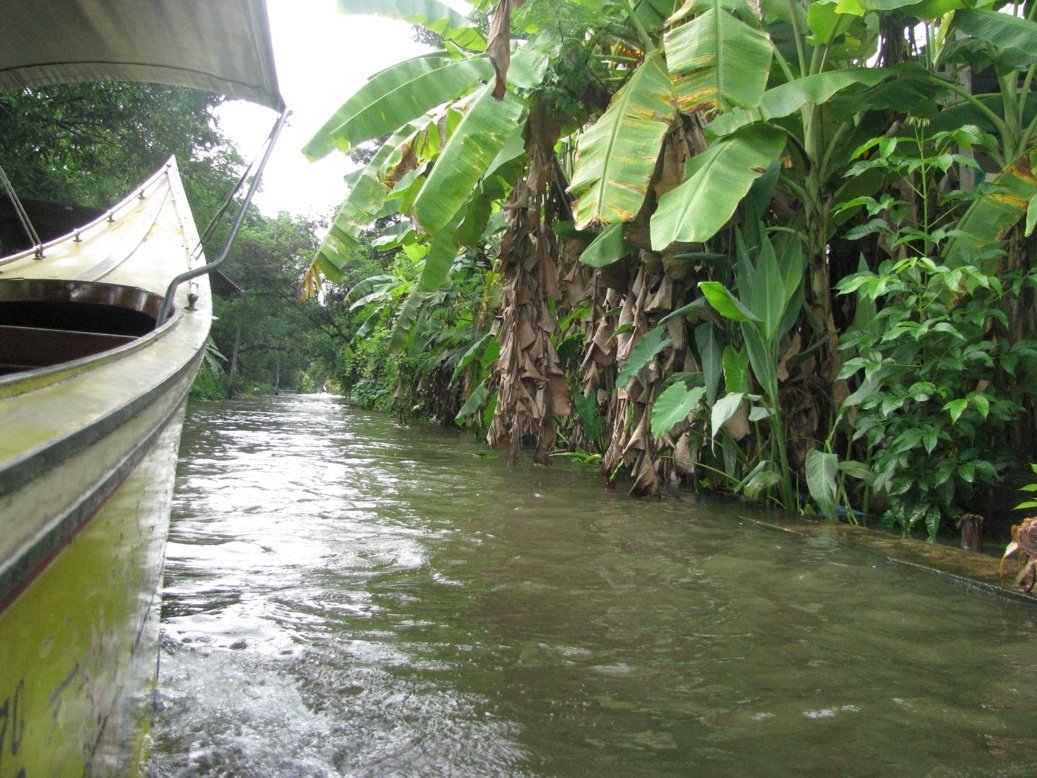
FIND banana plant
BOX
[302,55,494,161]
[336,0,488,53]
[569,50,676,228]
[302,0,1029,491]
[936,6,1037,271]
[569,0,788,243]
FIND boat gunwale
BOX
[0,299,181,399]
[0,330,203,610]
[0,162,176,271]
[0,302,200,491]
[0,276,165,319]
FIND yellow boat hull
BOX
[0,409,185,776]
[0,160,210,776]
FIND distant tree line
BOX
[0,81,347,397]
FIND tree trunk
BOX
[226,322,242,398]
[486,105,570,464]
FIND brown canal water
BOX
[149,394,1037,777]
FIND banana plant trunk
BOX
[486,109,570,464]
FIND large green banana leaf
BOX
[953,8,1037,66]
[579,222,629,267]
[312,243,350,285]
[299,120,433,297]
[338,0,486,52]
[303,55,493,160]
[340,0,469,28]
[664,0,772,113]
[705,68,896,138]
[389,289,424,352]
[840,0,963,16]
[569,51,676,229]
[650,125,786,249]
[413,85,526,236]
[416,230,458,293]
[506,28,561,90]
[636,0,684,34]
[322,120,430,246]
[944,148,1037,267]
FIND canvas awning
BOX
[0,0,284,112]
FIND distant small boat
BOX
[0,1,284,773]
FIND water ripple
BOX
[150,395,1037,777]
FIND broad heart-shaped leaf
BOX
[805,449,839,521]
[944,148,1037,267]
[710,391,744,441]
[664,1,772,113]
[650,125,786,249]
[413,86,526,236]
[617,326,671,389]
[953,8,1037,67]
[303,55,493,160]
[705,68,896,139]
[579,223,629,268]
[651,383,706,437]
[570,51,676,229]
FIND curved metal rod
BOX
[157,109,291,325]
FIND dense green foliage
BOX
[0,82,224,207]
[0,81,339,398]
[303,0,1037,539]
[203,213,341,398]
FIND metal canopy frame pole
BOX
[157,108,291,325]
[0,163,44,257]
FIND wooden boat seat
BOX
[0,323,136,374]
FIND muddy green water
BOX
[149,394,1037,776]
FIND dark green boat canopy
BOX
[0,0,284,111]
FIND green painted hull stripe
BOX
[0,346,201,610]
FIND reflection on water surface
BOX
[150,394,1037,776]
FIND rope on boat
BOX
[0,163,44,257]
[192,144,262,263]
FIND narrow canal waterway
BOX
[150,394,1037,776]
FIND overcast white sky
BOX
[217,0,429,221]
